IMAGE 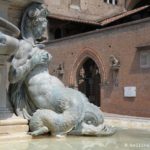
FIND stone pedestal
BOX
[0,115,29,135]
[0,1,9,19]
[0,55,13,119]
[0,0,44,139]
[0,30,29,136]
[0,53,29,136]
[0,0,13,120]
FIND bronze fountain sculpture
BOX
[0,3,116,137]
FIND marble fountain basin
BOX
[0,128,150,150]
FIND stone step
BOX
[0,125,29,134]
[104,113,150,130]
[0,117,28,126]
[0,115,29,134]
[0,133,32,142]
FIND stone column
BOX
[0,55,13,119]
[0,1,12,120]
[0,43,29,137]
[0,1,29,136]
[0,1,9,19]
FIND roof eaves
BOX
[48,14,100,26]
[99,5,150,26]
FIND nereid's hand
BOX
[31,50,50,66]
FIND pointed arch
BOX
[69,47,106,87]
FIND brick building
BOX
[44,0,143,21]
[45,0,125,21]
[45,0,142,40]
[0,0,149,117]
[45,0,150,117]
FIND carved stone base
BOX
[0,114,29,135]
[0,132,31,141]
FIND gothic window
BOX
[104,0,118,5]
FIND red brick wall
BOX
[46,18,150,117]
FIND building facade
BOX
[46,18,150,117]
[0,0,149,118]
[45,0,126,21]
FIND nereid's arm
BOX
[9,47,51,83]
[9,59,35,83]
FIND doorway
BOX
[77,58,101,107]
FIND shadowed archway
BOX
[77,58,101,106]
[69,48,106,107]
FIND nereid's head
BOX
[21,3,48,44]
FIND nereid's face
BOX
[32,16,48,40]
